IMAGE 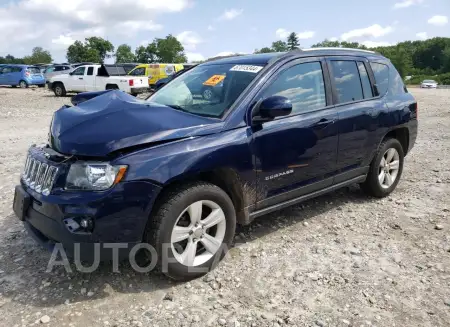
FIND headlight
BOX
[65,162,127,191]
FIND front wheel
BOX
[362,138,404,198]
[53,83,66,97]
[146,182,236,280]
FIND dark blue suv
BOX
[13,49,417,280]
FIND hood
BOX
[50,90,223,157]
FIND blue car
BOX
[13,49,417,280]
[0,64,46,88]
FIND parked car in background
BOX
[115,63,140,74]
[48,64,149,96]
[13,49,417,280]
[153,64,197,91]
[128,63,184,88]
[420,79,438,88]
[44,64,73,83]
[0,64,45,88]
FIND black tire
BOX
[18,80,28,89]
[361,138,404,198]
[146,182,236,281]
[53,83,66,97]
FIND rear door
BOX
[84,66,96,91]
[327,57,386,182]
[251,57,339,209]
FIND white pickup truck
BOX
[49,64,149,97]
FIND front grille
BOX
[22,155,59,195]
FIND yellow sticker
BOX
[203,75,225,86]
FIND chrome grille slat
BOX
[21,154,59,195]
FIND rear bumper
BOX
[130,87,149,94]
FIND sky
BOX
[0,0,449,63]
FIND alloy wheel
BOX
[171,200,226,267]
[378,148,400,189]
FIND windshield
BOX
[423,80,436,83]
[147,63,265,118]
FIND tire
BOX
[18,80,28,89]
[361,138,404,198]
[146,182,236,281]
[53,83,66,97]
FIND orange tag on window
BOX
[203,75,225,86]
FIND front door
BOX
[251,58,339,209]
[83,66,96,92]
[69,66,87,92]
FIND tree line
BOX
[255,33,450,84]
[2,33,450,84]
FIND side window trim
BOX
[327,56,379,106]
[250,57,333,119]
[363,60,381,98]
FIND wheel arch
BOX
[105,84,119,90]
[147,168,250,227]
[382,127,409,155]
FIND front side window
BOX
[370,62,389,96]
[148,63,264,118]
[330,61,363,104]
[72,67,86,76]
[129,67,146,76]
[261,62,326,115]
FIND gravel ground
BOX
[0,86,449,327]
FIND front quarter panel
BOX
[114,128,257,207]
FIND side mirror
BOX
[252,95,292,124]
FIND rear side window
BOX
[357,62,373,99]
[370,62,389,96]
[12,67,23,73]
[87,67,94,75]
[330,61,363,103]
[388,65,407,95]
[262,61,326,115]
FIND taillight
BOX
[129,79,134,86]
[25,71,30,77]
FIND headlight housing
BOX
[65,162,127,191]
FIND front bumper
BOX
[14,178,162,261]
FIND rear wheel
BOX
[146,182,236,281]
[53,83,66,97]
[362,138,404,197]
[18,80,28,89]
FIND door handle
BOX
[78,78,83,80]
[312,118,335,128]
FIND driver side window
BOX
[262,62,326,115]
[72,67,86,76]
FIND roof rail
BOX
[302,47,376,54]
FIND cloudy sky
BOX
[0,0,449,63]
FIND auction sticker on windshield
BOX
[203,75,226,86]
[230,65,263,73]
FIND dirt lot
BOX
[0,87,449,327]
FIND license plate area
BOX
[13,185,31,221]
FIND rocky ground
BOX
[0,86,449,327]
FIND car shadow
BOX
[0,184,371,308]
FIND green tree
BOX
[67,40,99,63]
[271,40,288,52]
[311,39,341,48]
[134,43,158,63]
[23,47,52,64]
[287,32,300,50]
[254,47,273,54]
[154,34,187,63]
[115,44,136,63]
[85,37,114,63]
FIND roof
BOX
[202,48,385,66]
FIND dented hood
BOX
[50,90,222,157]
